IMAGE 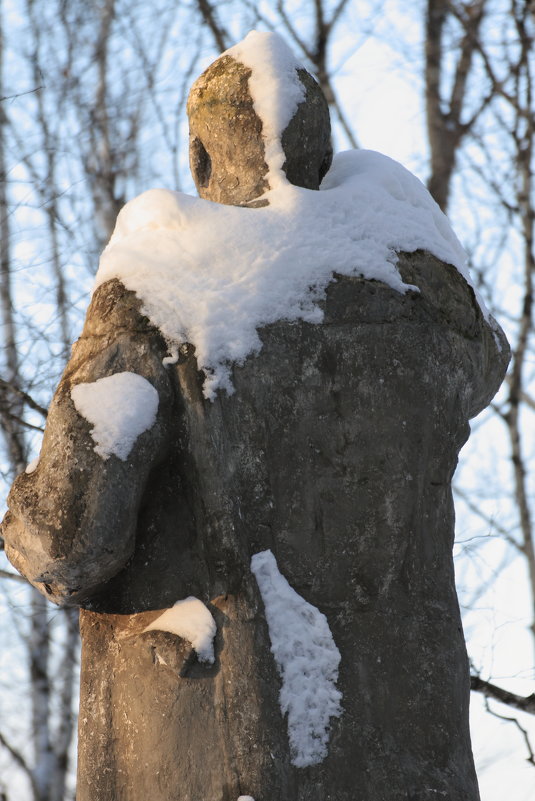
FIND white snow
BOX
[143,596,217,664]
[25,456,40,474]
[96,148,477,399]
[251,549,342,768]
[93,31,494,398]
[237,797,255,800]
[70,371,159,460]
[223,31,306,188]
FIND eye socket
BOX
[191,137,212,188]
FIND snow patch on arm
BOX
[251,549,342,767]
[70,372,159,461]
[96,150,483,399]
[143,596,217,664]
[25,456,40,474]
[224,31,306,189]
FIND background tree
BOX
[423,1,535,783]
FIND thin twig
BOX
[472,675,535,716]
[454,486,521,551]
[0,731,34,785]
[0,569,27,584]
[0,85,43,102]
[482,697,535,765]
[0,410,45,433]
[196,0,228,53]
[0,377,48,418]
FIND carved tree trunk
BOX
[1,38,509,801]
[71,249,507,801]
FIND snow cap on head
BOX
[187,30,332,205]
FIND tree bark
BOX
[425,0,487,211]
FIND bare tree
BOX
[0,0,29,479]
[425,0,488,211]
[1,2,79,797]
[423,0,535,773]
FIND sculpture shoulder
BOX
[0,278,179,606]
[84,279,154,334]
[61,278,172,396]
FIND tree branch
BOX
[0,378,48,417]
[276,0,313,60]
[0,568,27,584]
[447,0,485,124]
[326,0,351,34]
[196,0,229,54]
[471,675,535,715]
[482,697,535,765]
[454,485,522,552]
[0,86,43,102]
[0,731,35,786]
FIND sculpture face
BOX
[187,55,332,206]
[188,56,269,206]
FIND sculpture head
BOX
[187,32,332,206]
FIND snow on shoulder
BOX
[71,372,159,460]
[251,549,342,768]
[143,596,216,664]
[96,149,474,399]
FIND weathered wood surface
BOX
[187,56,332,204]
[1,47,509,801]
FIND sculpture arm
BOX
[0,280,176,606]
